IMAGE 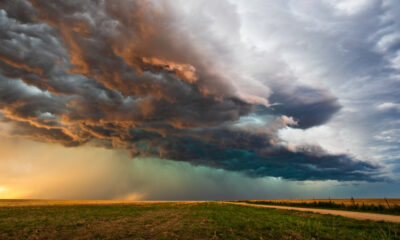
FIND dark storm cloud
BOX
[269,86,341,129]
[0,0,383,181]
[0,0,36,23]
[126,133,382,181]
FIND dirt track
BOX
[227,202,400,223]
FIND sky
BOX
[0,0,399,200]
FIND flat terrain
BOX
[1,200,400,239]
[0,199,196,207]
[229,202,400,223]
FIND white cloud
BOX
[377,102,400,111]
[328,0,376,15]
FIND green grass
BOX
[241,200,400,216]
[0,202,399,239]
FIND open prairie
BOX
[1,200,400,240]
[0,199,200,207]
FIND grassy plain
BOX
[0,200,400,239]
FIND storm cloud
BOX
[0,0,386,181]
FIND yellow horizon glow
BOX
[0,136,140,200]
[0,186,25,199]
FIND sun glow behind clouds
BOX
[0,186,25,199]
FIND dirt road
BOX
[227,202,400,223]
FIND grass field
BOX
[1,200,400,239]
[243,199,400,215]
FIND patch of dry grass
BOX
[0,199,206,207]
